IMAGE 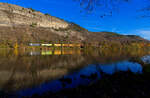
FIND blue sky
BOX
[1,0,150,40]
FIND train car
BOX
[41,44,53,47]
[29,43,41,46]
[54,44,62,47]
[62,44,69,47]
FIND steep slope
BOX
[0,3,68,28]
[0,3,149,47]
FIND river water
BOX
[0,48,149,97]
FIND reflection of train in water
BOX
[28,43,82,56]
[29,50,81,56]
[29,43,81,47]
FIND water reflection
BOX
[17,61,142,96]
[0,48,149,97]
[30,50,81,56]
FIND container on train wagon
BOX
[29,43,41,46]
[41,44,53,47]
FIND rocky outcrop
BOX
[0,3,69,29]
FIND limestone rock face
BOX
[0,3,148,46]
[0,3,69,29]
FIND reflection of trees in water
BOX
[28,56,40,85]
[2,68,16,90]
[1,55,20,91]
[0,48,149,91]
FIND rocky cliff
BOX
[0,3,149,47]
[0,3,68,29]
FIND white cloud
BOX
[136,30,150,40]
[126,29,150,40]
[86,26,101,31]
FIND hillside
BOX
[0,3,149,47]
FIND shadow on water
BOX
[0,48,150,97]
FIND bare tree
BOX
[73,0,150,19]
[73,0,131,17]
[138,0,150,18]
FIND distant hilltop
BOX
[0,3,149,48]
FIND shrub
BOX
[45,13,50,16]
[28,8,35,12]
[30,22,37,27]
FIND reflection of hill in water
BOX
[0,48,149,92]
[16,61,143,97]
